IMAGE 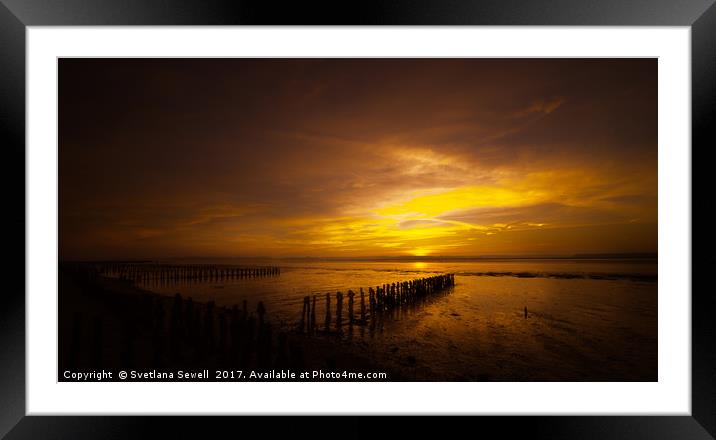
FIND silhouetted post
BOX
[524,306,528,319]
[324,293,331,332]
[348,290,354,326]
[301,296,309,333]
[171,293,183,360]
[230,304,241,366]
[311,295,317,334]
[336,292,343,334]
[243,314,256,368]
[360,288,366,323]
[219,310,228,357]
[257,301,266,329]
[205,301,215,353]
[193,307,203,362]
[185,297,194,342]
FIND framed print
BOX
[1,0,712,438]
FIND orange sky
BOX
[59,59,657,260]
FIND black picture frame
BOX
[1,1,711,438]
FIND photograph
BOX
[58,57,657,382]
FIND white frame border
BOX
[27,27,691,415]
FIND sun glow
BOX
[376,185,547,218]
[409,248,432,257]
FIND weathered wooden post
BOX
[230,304,241,366]
[171,293,183,360]
[336,292,343,333]
[205,301,215,353]
[348,290,354,326]
[219,309,227,357]
[311,295,317,334]
[360,288,366,323]
[244,314,256,368]
[193,307,203,362]
[257,301,266,329]
[324,293,331,333]
[301,296,309,333]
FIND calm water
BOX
[134,259,658,380]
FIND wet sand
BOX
[59,259,657,381]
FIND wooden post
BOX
[300,297,308,333]
[171,293,183,360]
[219,310,227,356]
[336,292,343,333]
[311,295,317,334]
[324,293,331,333]
[257,301,266,330]
[231,304,241,366]
[205,301,215,353]
[360,288,366,323]
[348,290,354,326]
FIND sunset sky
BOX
[59,59,657,260]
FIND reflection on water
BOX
[132,259,657,380]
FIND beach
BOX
[59,258,657,381]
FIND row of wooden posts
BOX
[299,274,455,335]
[96,262,281,282]
[62,263,302,371]
[61,263,457,373]
[142,293,299,370]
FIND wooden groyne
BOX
[60,263,300,372]
[95,262,281,283]
[298,274,455,335]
